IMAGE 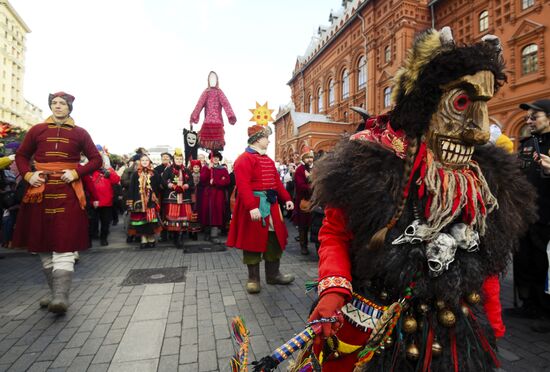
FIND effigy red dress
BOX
[12,117,102,253]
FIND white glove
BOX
[61,169,77,183]
[28,171,45,187]
[8,154,16,161]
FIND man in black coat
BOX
[508,99,550,333]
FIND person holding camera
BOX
[509,99,550,333]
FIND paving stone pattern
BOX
[0,223,549,371]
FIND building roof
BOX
[0,1,31,33]
[288,0,370,84]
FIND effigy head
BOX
[208,71,219,88]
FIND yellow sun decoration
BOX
[249,102,274,126]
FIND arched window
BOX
[358,56,367,89]
[342,69,349,99]
[384,87,392,108]
[522,0,534,10]
[479,10,489,32]
[308,95,313,113]
[384,46,391,63]
[522,44,538,75]
[317,87,324,113]
[328,79,335,106]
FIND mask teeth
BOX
[439,139,474,164]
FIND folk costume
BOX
[293,148,314,255]
[227,125,295,294]
[302,29,536,372]
[199,151,230,242]
[190,71,237,151]
[13,92,102,314]
[127,156,162,248]
[188,159,202,238]
[161,149,194,248]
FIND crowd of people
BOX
[1,28,550,372]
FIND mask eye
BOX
[453,94,471,111]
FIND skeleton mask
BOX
[426,70,495,168]
[186,132,198,147]
[208,71,219,88]
[392,219,431,245]
[425,233,458,277]
[449,223,480,252]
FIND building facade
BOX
[0,0,42,129]
[275,0,550,162]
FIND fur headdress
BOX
[390,27,506,138]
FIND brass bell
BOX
[417,303,429,315]
[466,292,481,305]
[402,315,418,334]
[384,336,394,348]
[379,291,389,301]
[461,304,470,317]
[434,299,446,310]
[406,342,420,361]
[438,309,456,328]
[432,339,443,357]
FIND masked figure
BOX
[183,129,199,166]
[301,28,536,372]
[190,71,237,151]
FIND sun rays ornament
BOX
[249,102,274,126]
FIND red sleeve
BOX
[482,275,505,338]
[108,167,120,185]
[317,207,353,300]
[294,166,311,196]
[190,90,208,124]
[76,129,101,177]
[83,174,98,202]
[234,154,258,211]
[218,89,236,124]
[15,125,39,176]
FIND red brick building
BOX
[274,0,550,163]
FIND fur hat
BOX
[48,92,75,113]
[248,125,272,144]
[211,151,223,161]
[300,146,314,161]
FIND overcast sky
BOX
[11,0,339,160]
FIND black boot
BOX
[174,232,184,249]
[265,260,295,285]
[48,269,73,314]
[246,264,261,294]
[299,227,309,255]
[39,268,53,308]
[159,230,168,242]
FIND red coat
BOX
[12,117,101,253]
[227,149,291,252]
[83,168,121,207]
[293,163,312,226]
[199,165,230,226]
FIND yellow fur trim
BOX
[392,29,443,104]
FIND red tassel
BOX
[476,190,486,216]
[468,309,502,368]
[451,171,461,215]
[422,321,434,372]
[464,178,475,224]
[425,195,433,219]
[450,328,459,372]
[405,143,427,199]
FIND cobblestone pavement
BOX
[0,222,549,372]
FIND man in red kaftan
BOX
[13,92,101,314]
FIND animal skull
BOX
[425,233,458,277]
[392,219,431,245]
[449,223,480,252]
